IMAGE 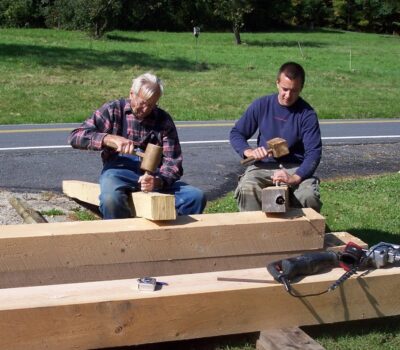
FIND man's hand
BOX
[138,173,155,192]
[272,169,302,186]
[244,146,273,161]
[103,135,135,154]
[138,174,163,192]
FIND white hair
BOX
[131,72,164,100]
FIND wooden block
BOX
[62,180,176,220]
[0,209,325,288]
[262,186,289,213]
[127,190,176,221]
[0,266,399,349]
[257,328,325,350]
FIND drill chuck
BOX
[368,243,400,268]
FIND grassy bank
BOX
[204,172,400,350]
[0,28,399,124]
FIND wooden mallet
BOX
[241,137,289,166]
[109,142,162,174]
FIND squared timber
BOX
[62,180,176,220]
[0,209,325,288]
[0,266,399,350]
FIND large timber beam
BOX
[62,180,176,220]
[0,209,325,288]
[0,266,399,350]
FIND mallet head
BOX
[140,143,162,173]
[267,137,289,158]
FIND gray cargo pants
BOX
[234,163,322,212]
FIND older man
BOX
[69,72,206,219]
[230,62,322,212]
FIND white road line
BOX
[0,145,70,151]
[0,135,399,151]
[323,135,400,140]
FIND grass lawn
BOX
[204,173,400,350]
[0,28,399,124]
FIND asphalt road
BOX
[0,119,399,200]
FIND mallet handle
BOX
[240,147,273,166]
[107,141,144,158]
[240,156,256,166]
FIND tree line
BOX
[1,0,399,43]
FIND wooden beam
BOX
[324,231,368,251]
[257,328,326,350]
[62,180,176,220]
[0,266,399,350]
[0,209,325,288]
[8,196,48,224]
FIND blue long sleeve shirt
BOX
[230,93,322,180]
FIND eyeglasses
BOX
[131,93,159,114]
[135,95,157,108]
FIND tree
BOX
[356,0,400,33]
[332,0,358,30]
[41,0,121,37]
[79,0,121,37]
[292,0,331,29]
[0,0,41,27]
[213,0,254,44]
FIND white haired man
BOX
[69,73,206,219]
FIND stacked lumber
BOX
[0,208,324,288]
[2,207,392,350]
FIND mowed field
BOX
[0,28,399,124]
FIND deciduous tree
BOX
[213,0,254,44]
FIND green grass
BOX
[308,317,400,350]
[40,208,64,216]
[69,207,99,221]
[0,28,399,124]
[203,172,400,350]
[320,174,400,245]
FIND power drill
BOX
[267,251,338,296]
[338,241,400,270]
[267,241,400,297]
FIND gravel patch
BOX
[0,190,83,225]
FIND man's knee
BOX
[193,187,207,213]
[303,194,322,212]
[175,184,207,215]
[293,178,322,212]
[234,181,263,211]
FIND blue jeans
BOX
[99,155,207,219]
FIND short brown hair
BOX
[277,62,305,87]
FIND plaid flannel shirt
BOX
[68,98,183,187]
